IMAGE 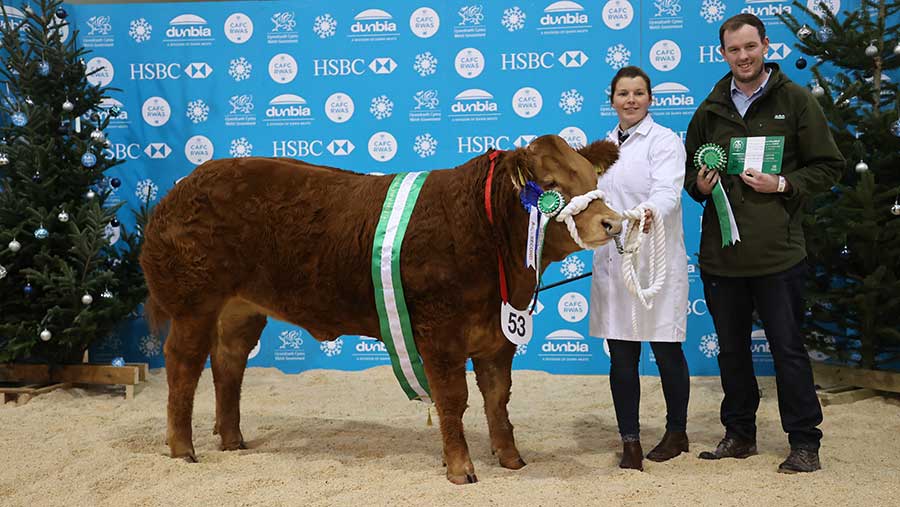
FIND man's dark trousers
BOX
[701,260,823,450]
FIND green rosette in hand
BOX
[694,143,740,247]
[694,143,728,172]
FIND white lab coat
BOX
[589,114,689,342]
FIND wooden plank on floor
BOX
[817,386,878,406]
[0,364,51,384]
[51,364,140,385]
[813,363,900,394]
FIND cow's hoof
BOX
[500,457,527,470]
[447,473,478,485]
[221,440,247,451]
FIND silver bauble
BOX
[894,42,900,56]
[0,264,6,279]
[86,190,96,200]
[81,293,93,305]
[865,44,878,57]
[62,100,74,112]
[892,204,900,216]
[58,210,69,222]
[811,85,825,97]
[40,329,52,341]
[855,160,869,173]
[0,153,8,165]
[8,239,21,252]
[90,129,106,143]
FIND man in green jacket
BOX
[684,13,844,473]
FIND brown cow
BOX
[140,134,621,484]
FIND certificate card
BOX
[727,136,785,174]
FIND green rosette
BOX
[537,190,565,217]
[694,143,728,172]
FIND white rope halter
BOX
[554,189,608,249]
[552,192,668,336]
[618,204,667,335]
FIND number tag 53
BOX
[500,302,533,345]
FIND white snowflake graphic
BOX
[135,179,158,202]
[501,6,526,32]
[414,52,438,77]
[369,95,394,120]
[700,334,720,358]
[700,0,726,24]
[606,44,632,70]
[313,13,337,39]
[228,57,252,81]
[279,330,303,349]
[413,133,438,158]
[515,343,528,356]
[560,255,585,279]
[320,337,344,357]
[559,89,584,115]
[229,137,253,157]
[129,18,152,43]
[186,99,209,124]
[139,334,162,357]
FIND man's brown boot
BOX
[646,431,689,462]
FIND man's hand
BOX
[740,168,781,193]
[696,164,720,195]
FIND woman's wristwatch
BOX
[777,175,787,193]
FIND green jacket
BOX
[684,63,844,277]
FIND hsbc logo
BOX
[129,62,212,80]
[272,139,325,157]
[766,42,792,60]
[499,50,594,71]
[144,143,172,159]
[501,52,555,70]
[327,139,355,156]
[369,57,397,74]
[559,50,588,67]
[313,57,396,76]
[185,62,212,78]
[457,135,512,153]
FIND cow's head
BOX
[509,134,622,252]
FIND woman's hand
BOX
[696,164,720,195]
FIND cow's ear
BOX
[578,140,619,177]
[506,148,533,191]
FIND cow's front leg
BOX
[425,357,477,484]
[473,342,525,470]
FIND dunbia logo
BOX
[349,8,399,42]
[163,14,215,47]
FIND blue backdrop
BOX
[66,0,851,376]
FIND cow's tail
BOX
[144,293,171,337]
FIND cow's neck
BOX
[472,151,543,310]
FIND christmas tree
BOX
[781,0,900,369]
[0,0,147,363]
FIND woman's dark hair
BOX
[609,66,652,101]
[719,13,766,49]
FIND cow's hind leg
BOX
[425,356,477,485]
[165,312,218,462]
[211,299,267,451]
[473,342,526,470]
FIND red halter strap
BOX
[484,150,509,303]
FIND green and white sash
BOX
[372,171,432,402]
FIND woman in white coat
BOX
[589,66,690,471]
